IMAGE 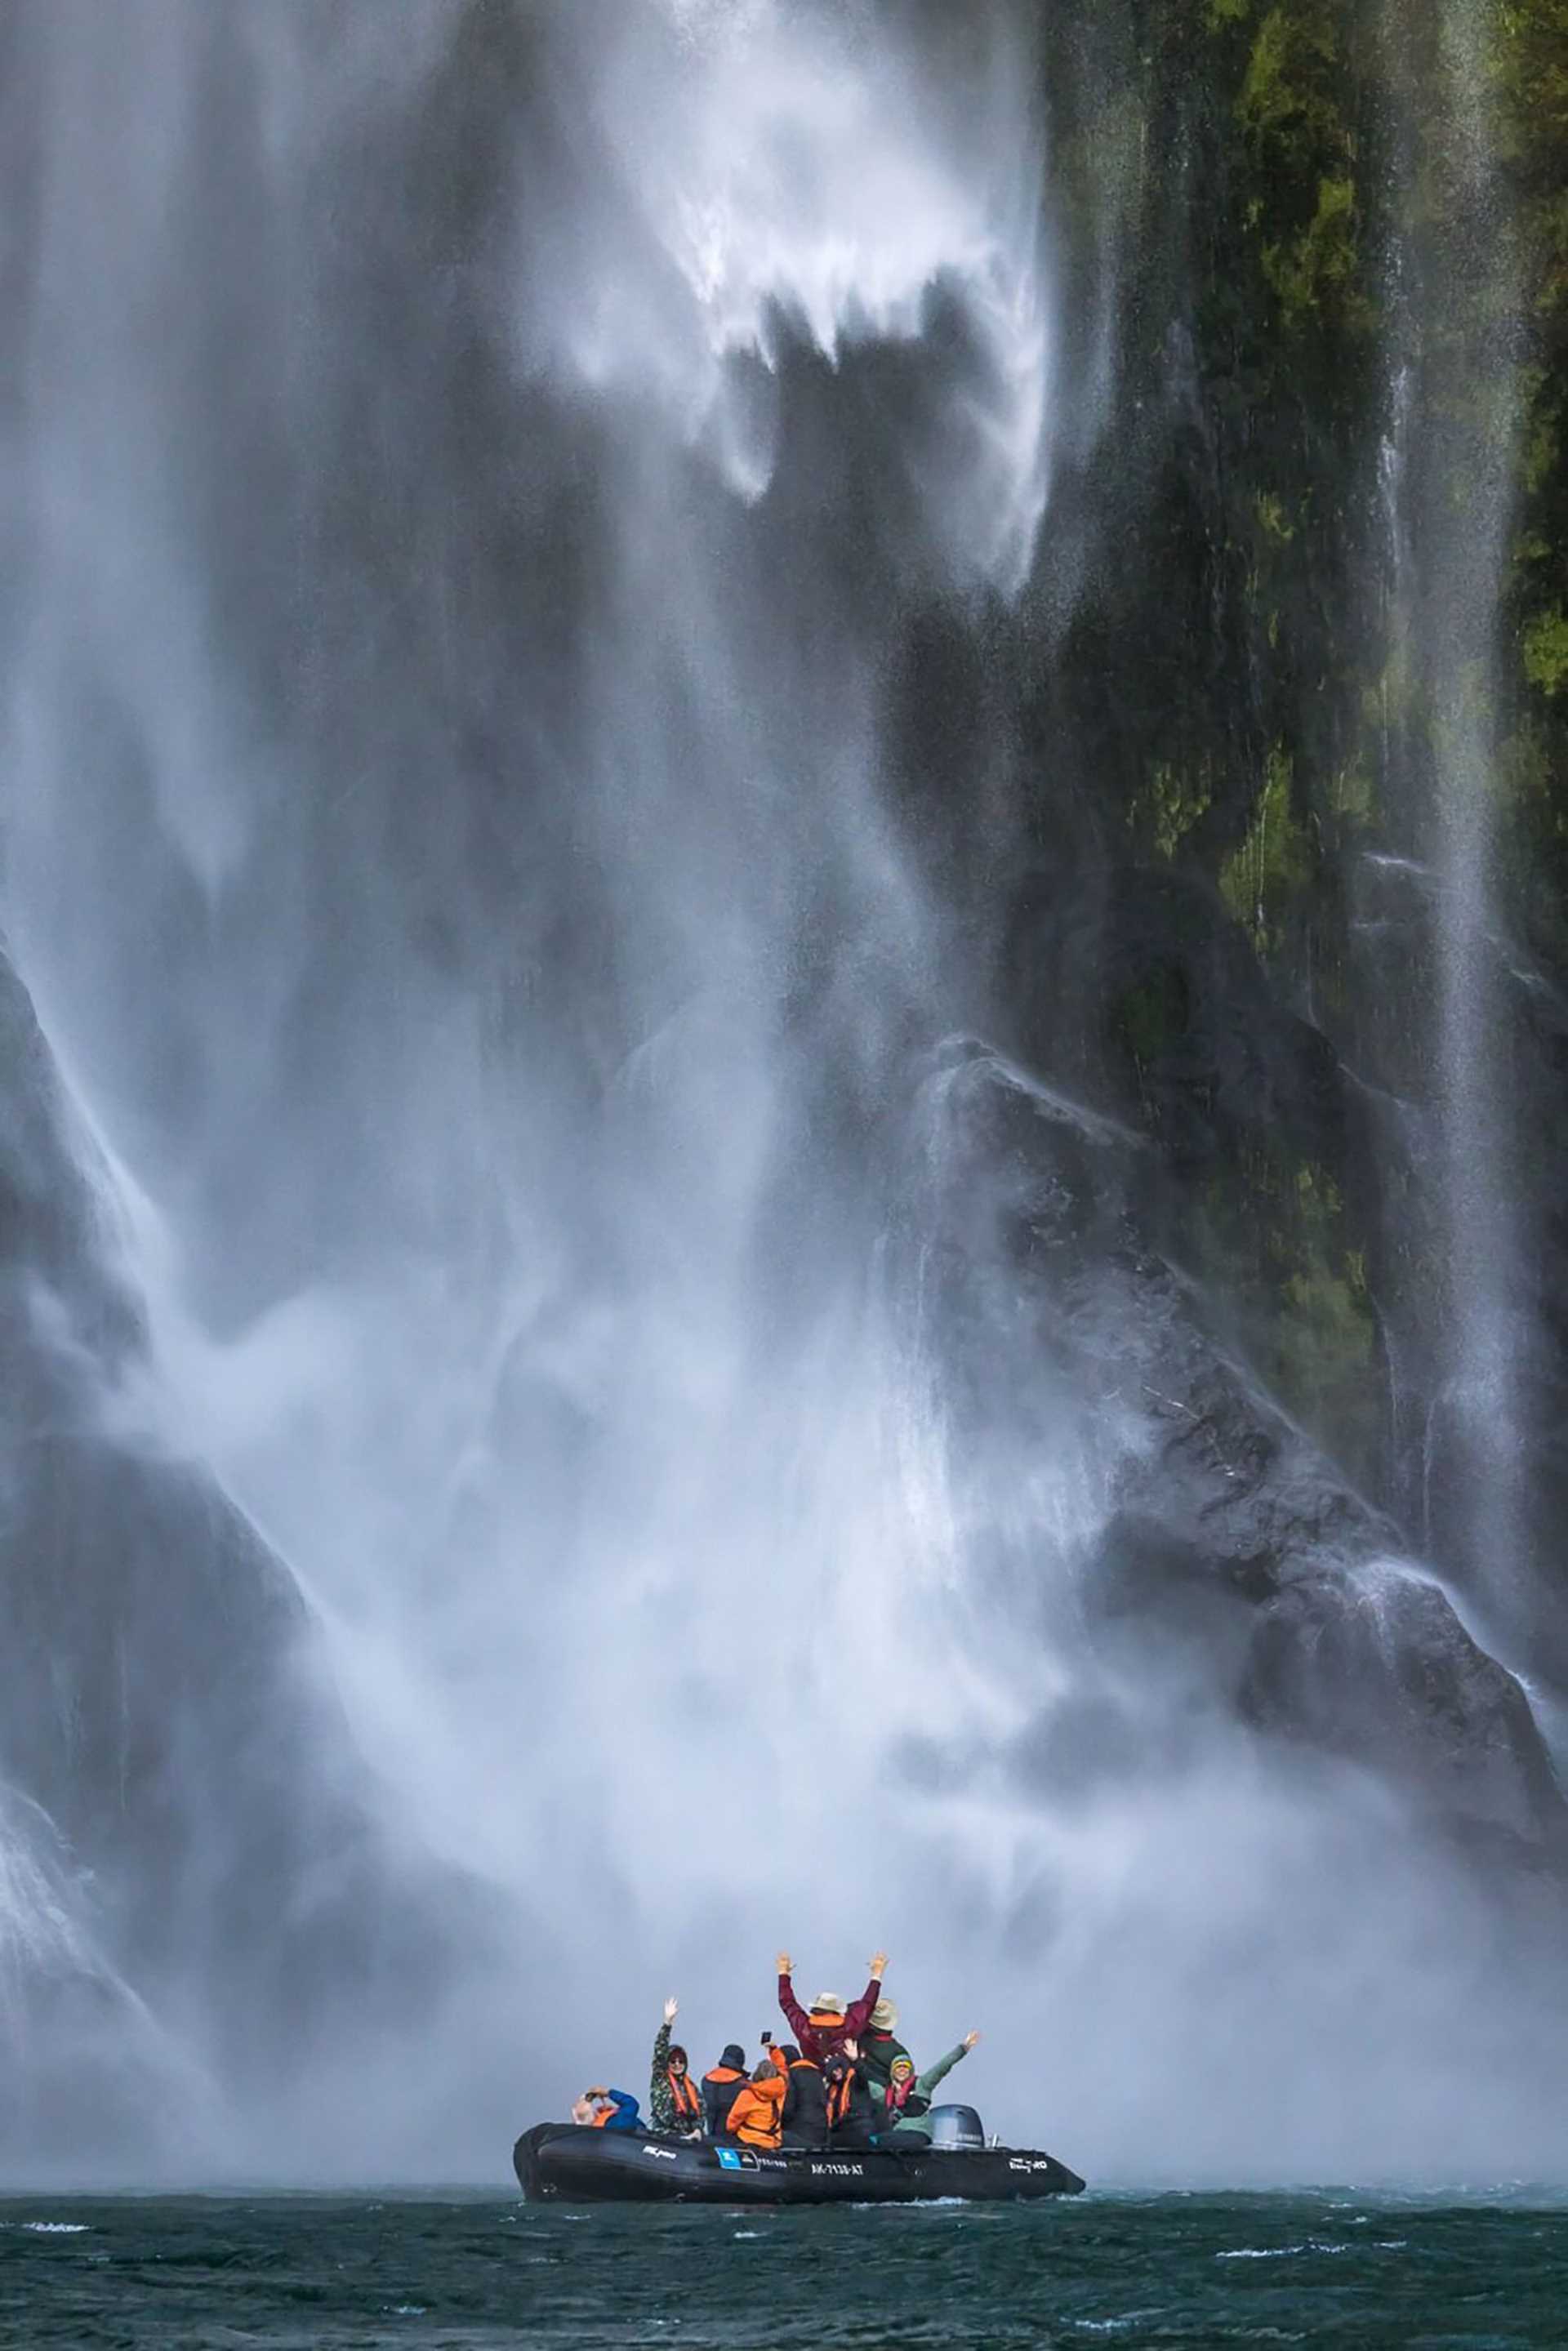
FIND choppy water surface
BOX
[0,2188,1563,2349]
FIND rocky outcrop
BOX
[913,1040,1566,1856]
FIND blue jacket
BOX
[596,2089,641,2133]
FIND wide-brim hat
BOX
[871,1999,899,2033]
[810,1993,846,2015]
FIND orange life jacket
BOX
[590,2104,614,2128]
[726,2073,786,2150]
[826,2067,859,2129]
[667,2068,702,2125]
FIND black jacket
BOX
[780,2056,829,2147]
[826,2064,879,2148]
[702,2065,747,2138]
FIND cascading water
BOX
[2,0,1567,2184]
[1359,0,1529,1654]
[2,0,1071,2166]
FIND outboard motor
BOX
[927,2103,985,2151]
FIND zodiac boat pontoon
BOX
[514,2104,1085,2206]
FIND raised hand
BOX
[869,1951,888,1978]
[963,2030,981,2050]
[777,1950,793,1975]
[663,1997,679,2025]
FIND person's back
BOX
[777,2044,828,2147]
[824,2046,877,2149]
[701,2045,749,2138]
[858,1998,911,2094]
[725,2060,786,2151]
[777,1949,887,2063]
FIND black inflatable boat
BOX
[514,2108,1085,2206]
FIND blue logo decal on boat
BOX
[716,2148,743,2171]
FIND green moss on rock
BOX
[1522,605,1568,694]
[1220,748,1316,952]
[1128,761,1214,861]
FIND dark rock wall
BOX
[965,0,1568,1662]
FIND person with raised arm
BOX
[776,1948,887,2063]
[858,1997,911,2093]
[649,1996,702,2136]
[873,2032,982,2142]
[723,2056,788,2151]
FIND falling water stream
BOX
[1,0,1566,2188]
[1363,0,1529,1653]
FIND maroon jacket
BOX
[777,1973,881,2063]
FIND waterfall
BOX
[2,0,1567,2180]
[0,0,1075,2159]
[1366,0,1527,1644]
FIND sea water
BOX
[0,2188,1564,2348]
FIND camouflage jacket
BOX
[649,2020,700,2134]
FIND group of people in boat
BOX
[571,1951,980,2152]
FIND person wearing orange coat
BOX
[723,2057,787,2150]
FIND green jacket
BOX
[875,2043,969,2139]
[649,2021,701,2134]
[858,2026,911,2092]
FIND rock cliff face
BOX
[1004,0,1568,1687]
[0,948,443,2161]
[911,1042,1566,1861]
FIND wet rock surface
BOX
[917,1041,1566,1856]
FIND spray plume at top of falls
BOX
[2,0,1568,2182]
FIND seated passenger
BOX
[775,2042,829,2147]
[572,2086,642,2132]
[649,1997,703,2136]
[875,2032,982,2142]
[701,2044,750,2138]
[823,2042,878,2149]
[858,1997,911,2093]
[724,2058,786,2150]
[777,1949,888,2062]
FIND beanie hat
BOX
[870,1999,899,2033]
[889,2054,915,2078]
